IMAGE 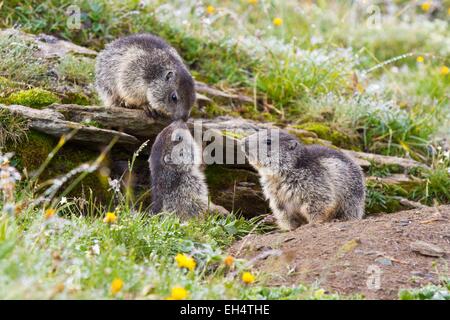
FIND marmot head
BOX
[241,129,302,172]
[150,120,201,173]
[146,65,196,121]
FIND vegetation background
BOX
[0,0,449,299]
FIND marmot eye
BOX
[266,139,272,145]
[170,92,178,103]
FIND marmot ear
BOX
[165,71,174,81]
[288,140,298,151]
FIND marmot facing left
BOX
[149,121,228,218]
[96,33,195,120]
[241,130,365,230]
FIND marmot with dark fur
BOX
[149,121,228,218]
[96,33,195,120]
[241,130,365,230]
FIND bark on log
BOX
[5,103,429,171]
[2,103,430,216]
[0,104,140,147]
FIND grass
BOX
[0,0,450,299]
[0,148,340,299]
[399,280,450,300]
[0,109,29,148]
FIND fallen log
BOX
[0,104,140,147]
[365,174,423,189]
[2,103,431,216]
[5,103,429,171]
[343,150,429,170]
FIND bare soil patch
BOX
[230,206,450,299]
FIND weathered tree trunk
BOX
[0,103,428,216]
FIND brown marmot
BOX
[95,33,195,120]
[149,121,228,218]
[241,129,365,230]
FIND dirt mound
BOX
[230,206,450,299]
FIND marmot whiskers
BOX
[242,130,365,230]
[96,33,195,120]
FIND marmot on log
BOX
[95,33,195,120]
[149,121,228,218]
[241,130,365,230]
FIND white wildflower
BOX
[108,178,121,193]
[90,243,100,256]
[0,152,21,200]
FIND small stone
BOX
[375,257,393,266]
[397,219,411,226]
[411,271,434,280]
[410,240,445,258]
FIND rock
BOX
[410,240,446,258]
[0,29,97,58]
[375,257,393,266]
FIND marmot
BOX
[241,130,365,230]
[95,33,195,120]
[149,120,228,218]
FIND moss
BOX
[6,130,110,201]
[8,130,55,170]
[220,130,246,140]
[294,122,358,149]
[60,91,92,105]
[3,88,60,109]
[80,120,103,128]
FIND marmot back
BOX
[242,130,365,230]
[95,34,195,120]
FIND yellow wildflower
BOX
[206,5,215,15]
[420,2,431,12]
[175,253,196,271]
[273,17,283,27]
[224,255,234,267]
[44,208,56,219]
[248,0,258,4]
[103,212,117,224]
[241,271,255,284]
[168,286,188,300]
[416,56,424,63]
[440,65,449,76]
[110,278,123,295]
[314,289,325,299]
[448,7,450,15]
